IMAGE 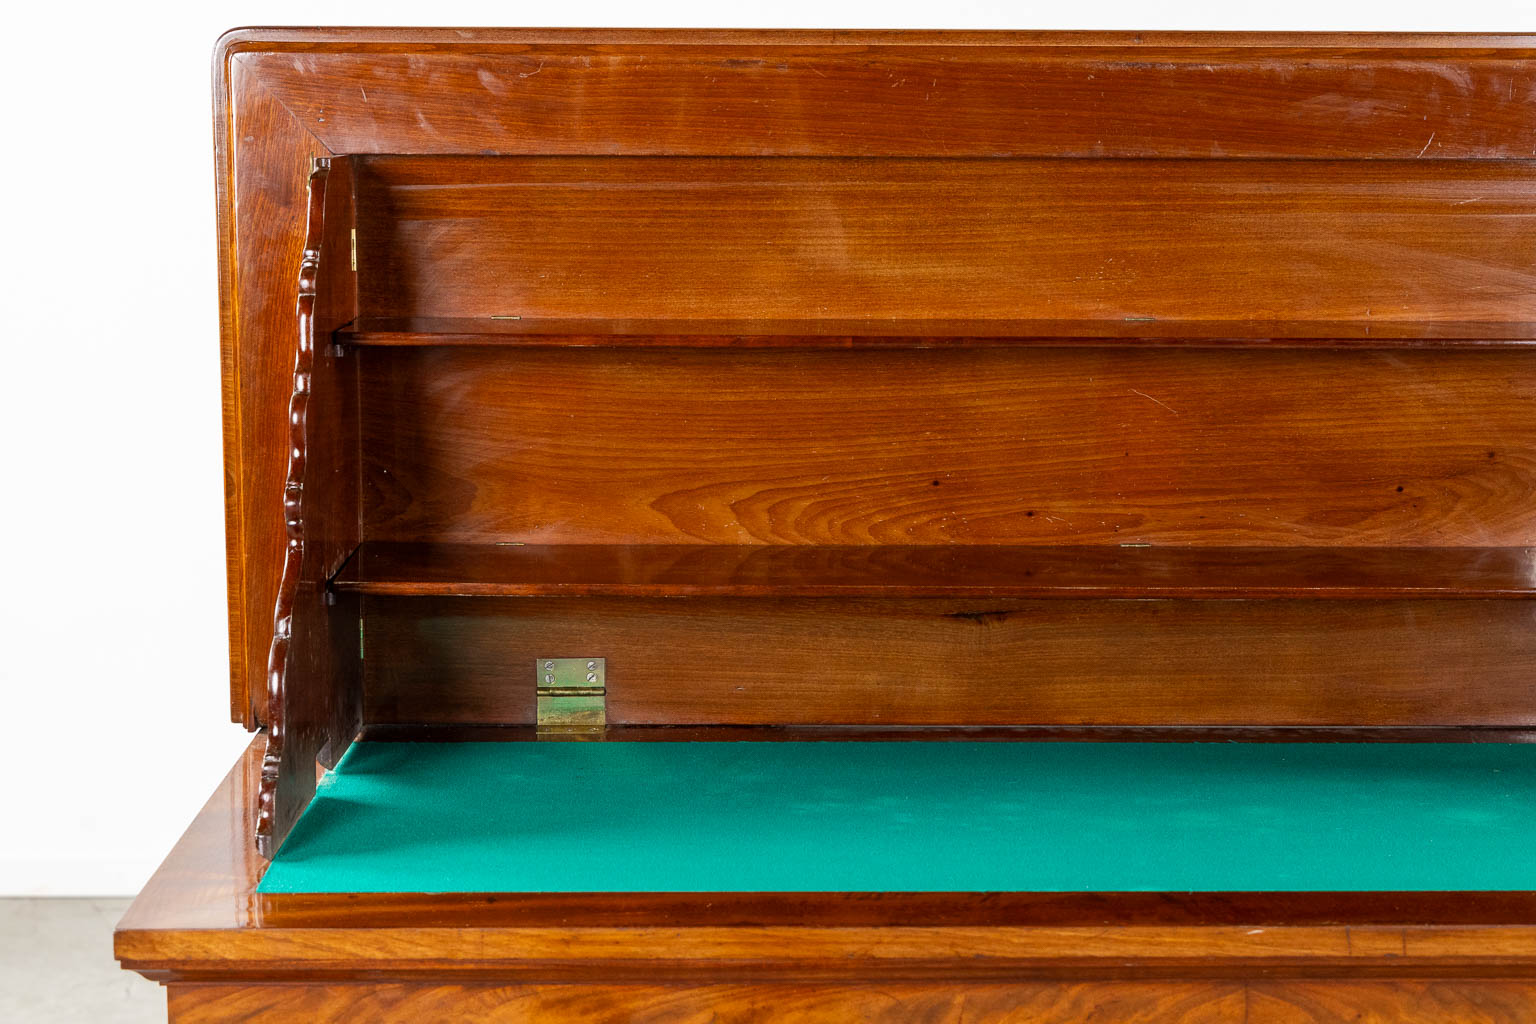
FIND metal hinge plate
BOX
[537,658,606,735]
[350,228,357,272]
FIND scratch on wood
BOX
[1129,389,1180,414]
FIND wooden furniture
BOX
[117,28,1536,1021]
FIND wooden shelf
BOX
[331,542,1536,599]
[337,317,1536,349]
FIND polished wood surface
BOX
[216,57,328,724]
[115,738,1536,982]
[359,347,1536,547]
[358,723,1536,746]
[165,982,1248,1023]
[171,28,1536,1020]
[357,156,1536,325]
[216,29,1536,721]
[225,31,1536,159]
[335,542,1536,598]
[342,316,1536,346]
[164,980,1536,1023]
[253,160,363,858]
[361,596,1536,727]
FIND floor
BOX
[0,899,162,1023]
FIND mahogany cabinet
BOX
[116,29,1536,1022]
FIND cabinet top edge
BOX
[213,27,1536,56]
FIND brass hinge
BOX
[537,658,606,737]
[349,228,357,272]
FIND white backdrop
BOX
[0,0,1530,896]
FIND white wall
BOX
[0,0,1530,896]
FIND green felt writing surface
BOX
[258,741,1536,894]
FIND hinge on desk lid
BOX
[537,658,606,737]
[349,228,357,272]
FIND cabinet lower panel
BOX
[166,980,1536,1023]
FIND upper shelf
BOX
[337,317,1536,349]
[332,542,1536,599]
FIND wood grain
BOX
[1247,981,1536,1022]
[341,316,1536,345]
[357,724,1536,746]
[361,596,1536,727]
[259,885,1536,929]
[356,156,1536,325]
[228,33,1536,159]
[185,28,1536,1018]
[217,30,1536,716]
[116,740,1536,992]
[216,55,331,724]
[334,542,1536,598]
[254,160,363,858]
[359,347,1536,547]
[167,981,1246,1022]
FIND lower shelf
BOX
[259,739,1536,895]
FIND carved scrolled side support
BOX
[256,160,330,860]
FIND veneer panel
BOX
[334,542,1536,598]
[341,316,1536,346]
[356,157,1536,325]
[359,347,1536,547]
[138,28,1536,1019]
[230,33,1536,158]
[361,596,1536,727]
[167,980,1247,1023]
[1247,981,1536,1022]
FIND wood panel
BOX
[356,156,1536,325]
[360,596,1536,727]
[1247,981,1536,1023]
[167,981,1245,1023]
[217,59,330,724]
[225,31,1536,159]
[341,316,1536,345]
[219,30,1536,717]
[359,348,1536,547]
[256,885,1536,929]
[334,542,1536,598]
[168,980,1536,1023]
[255,160,364,858]
[166,980,1536,1023]
[357,724,1536,746]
